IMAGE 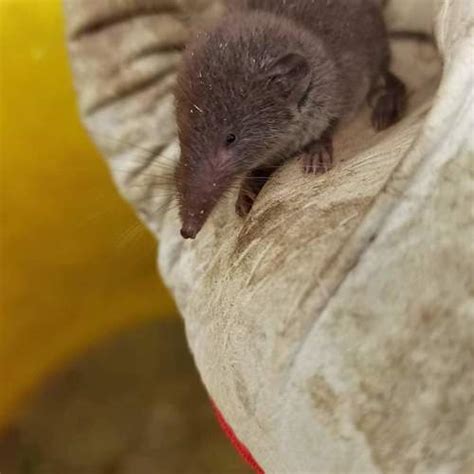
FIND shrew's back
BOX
[230,0,390,82]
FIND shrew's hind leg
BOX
[370,71,407,131]
[236,165,279,217]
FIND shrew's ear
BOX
[266,53,310,103]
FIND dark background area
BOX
[0,320,251,474]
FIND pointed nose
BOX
[179,205,211,240]
[180,224,198,240]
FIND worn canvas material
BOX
[65,0,474,472]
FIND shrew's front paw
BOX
[235,166,278,217]
[300,137,334,175]
[235,184,258,218]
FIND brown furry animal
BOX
[175,0,406,239]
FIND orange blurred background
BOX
[0,0,176,428]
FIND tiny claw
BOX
[235,188,257,218]
[370,71,407,131]
[235,165,277,218]
[371,92,405,131]
[300,140,334,175]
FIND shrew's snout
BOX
[180,226,196,240]
[179,200,218,240]
[180,220,201,240]
[181,227,196,240]
[177,148,238,240]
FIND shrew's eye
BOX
[225,133,236,146]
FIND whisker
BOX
[112,166,177,179]
[92,132,179,162]
[115,222,147,250]
[126,182,176,189]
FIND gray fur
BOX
[175,0,391,238]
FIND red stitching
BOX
[211,400,265,474]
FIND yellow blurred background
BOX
[0,0,176,428]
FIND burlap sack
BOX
[65,0,474,471]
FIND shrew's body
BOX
[175,0,406,239]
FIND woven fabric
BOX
[65,0,474,471]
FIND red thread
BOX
[211,401,265,474]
